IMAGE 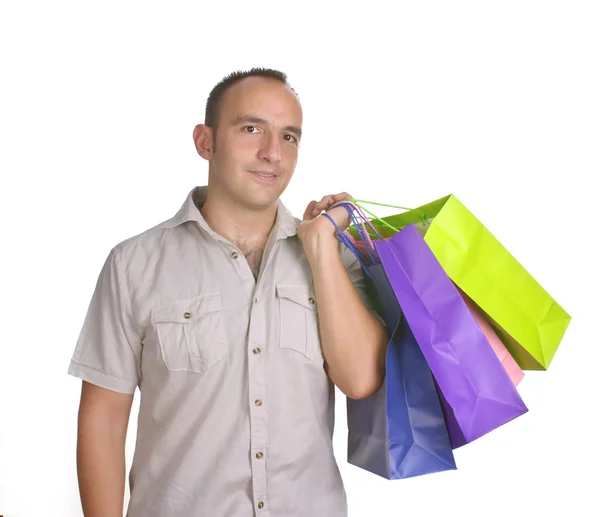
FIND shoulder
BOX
[108,213,193,269]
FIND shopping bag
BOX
[346,195,571,371]
[346,262,457,479]
[329,204,528,448]
[458,288,524,386]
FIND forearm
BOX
[76,413,128,517]
[307,233,387,399]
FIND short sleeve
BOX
[338,241,387,328]
[67,245,142,394]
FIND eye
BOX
[284,134,297,143]
[244,126,258,133]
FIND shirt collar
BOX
[164,186,300,239]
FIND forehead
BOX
[220,77,303,125]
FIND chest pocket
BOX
[276,284,323,361]
[151,293,229,373]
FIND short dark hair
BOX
[204,67,296,129]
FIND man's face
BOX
[209,76,303,211]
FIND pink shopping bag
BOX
[458,289,525,387]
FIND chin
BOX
[243,179,285,203]
[242,189,281,211]
[249,194,280,211]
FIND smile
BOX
[250,171,278,183]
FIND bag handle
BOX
[321,212,373,275]
[330,200,377,252]
[345,198,429,230]
[322,201,389,275]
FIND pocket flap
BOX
[151,293,222,324]
[276,284,317,310]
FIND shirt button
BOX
[258,502,264,510]
[256,451,264,459]
[253,347,261,355]
[255,399,263,406]
[231,251,239,259]
[183,312,192,319]
[308,297,315,305]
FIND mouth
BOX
[249,170,278,183]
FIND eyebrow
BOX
[230,115,302,139]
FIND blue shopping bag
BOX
[346,262,457,479]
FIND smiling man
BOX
[68,68,388,517]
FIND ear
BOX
[193,124,216,160]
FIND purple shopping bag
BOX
[374,224,529,448]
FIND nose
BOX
[258,132,281,163]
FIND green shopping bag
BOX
[346,195,571,370]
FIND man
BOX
[68,67,388,517]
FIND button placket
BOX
[247,288,269,515]
[228,245,256,283]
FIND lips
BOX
[251,170,277,178]
[249,170,278,184]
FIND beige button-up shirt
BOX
[68,186,375,517]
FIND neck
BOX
[199,185,278,248]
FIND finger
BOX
[312,198,325,215]
[333,192,351,201]
[316,195,334,211]
[314,196,327,209]
[326,193,351,209]
[303,200,318,220]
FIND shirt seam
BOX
[113,245,143,380]
[113,245,134,320]
[70,358,139,384]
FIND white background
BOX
[1,1,598,516]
